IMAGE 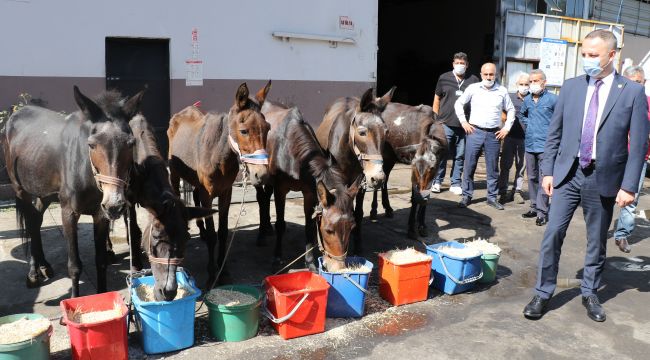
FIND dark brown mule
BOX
[124,115,216,300]
[3,87,142,297]
[257,100,361,272]
[315,87,395,254]
[168,82,271,286]
[369,103,447,239]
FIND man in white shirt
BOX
[454,62,515,210]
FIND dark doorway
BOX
[377,0,497,106]
[106,38,170,157]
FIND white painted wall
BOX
[0,0,378,82]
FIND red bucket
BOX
[60,291,128,360]
[263,272,329,340]
[378,253,432,306]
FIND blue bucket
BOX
[426,241,483,295]
[130,270,201,354]
[318,257,373,318]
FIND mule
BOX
[168,82,271,286]
[315,87,395,254]
[257,100,361,272]
[3,86,142,297]
[124,115,216,300]
[369,103,447,239]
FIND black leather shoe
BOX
[487,200,504,210]
[521,210,537,218]
[536,217,548,226]
[615,238,631,253]
[582,295,606,322]
[523,295,549,319]
[458,197,471,208]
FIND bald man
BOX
[454,63,516,210]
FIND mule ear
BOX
[376,86,396,110]
[235,83,250,111]
[347,174,364,197]
[123,90,146,119]
[73,86,103,122]
[255,80,272,104]
[359,88,375,112]
[184,206,218,221]
[317,181,335,207]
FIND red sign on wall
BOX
[339,16,354,30]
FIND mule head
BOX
[315,178,361,272]
[75,86,142,220]
[411,137,445,204]
[145,194,217,301]
[351,87,395,189]
[228,82,272,186]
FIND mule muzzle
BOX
[101,194,127,220]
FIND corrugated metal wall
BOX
[592,0,650,36]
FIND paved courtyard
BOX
[0,163,649,359]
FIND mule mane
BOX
[94,90,130,121]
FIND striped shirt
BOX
[454,82,515,130]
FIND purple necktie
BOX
[579,79,603,168]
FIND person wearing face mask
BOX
[431,52,480,195]
[454,62,515,210]
[497,73,529,205]
[519,69,557,226]
[523,30,649,323]
[612,66,650,253]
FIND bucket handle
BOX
[437,253,483,285]
[342,273,371,295]
[263,293,309,324]
[429,270,434,285]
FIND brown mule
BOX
[168,81,271,287]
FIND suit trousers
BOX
[534,160,615,299]
[462,127,500,201]
[525,152,550,218]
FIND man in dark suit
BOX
[523,29,649,322]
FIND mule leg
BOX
[216,188,232,285]
[256,184,274,246]
[93,214,110,293]
[407,190,418,240]
[303,190,318,272]
[352,188,365,256]
[16,194,47,287]
[126,206,143,271]
[272,188,288,272]
[198,190,218,289]
[382,169,394,218]
[193,188,209,242]
[33,197,55,279]
[60,203,82,297]
[370,189,379,221]
[417,203,428,237]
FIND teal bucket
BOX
[479,253,500,283]
[0,313,52,360]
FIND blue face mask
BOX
[583,56,611,77]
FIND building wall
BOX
[0,0,378,124]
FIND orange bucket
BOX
[263,272,330,340]
[378,253,432,306]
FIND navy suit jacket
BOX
[541,73,649,197]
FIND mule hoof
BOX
[385,208,394,218]
[305,261,318,273]
[261,223,274,236]
[271,258,286,274]
[369,210,378,222]
[407,229,418,240]
[38,265,54,279]
[256,235,267,247]
[26,273,42,288]
[418,226,428,237]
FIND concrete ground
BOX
[1,162,649,360]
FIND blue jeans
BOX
[462,128,501,201]
[613,161,647,240]
[435,124,465,187]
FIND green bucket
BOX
[479,253,500,283]
[205,285,261,342]
[0,313,52,360]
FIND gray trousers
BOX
[498,137,525,194]
[526,152,550,218]
[534,161,615,299]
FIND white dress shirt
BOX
[454,82,516,130]
[580,72,615,160]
